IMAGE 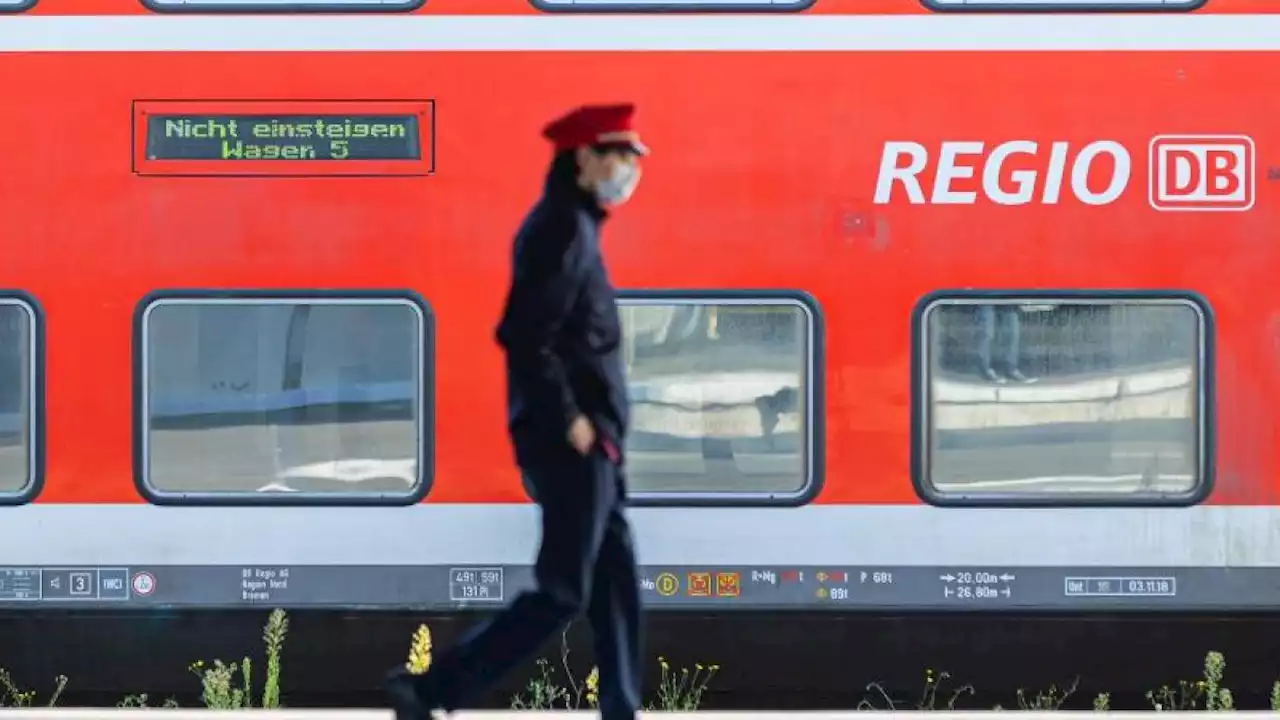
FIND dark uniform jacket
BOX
[496,174,630,468]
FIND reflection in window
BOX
[921,298,1206,501]
[0,301,34,495]
[621,299,813,500]
[140,298,424,499]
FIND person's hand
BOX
[567,414,595,456]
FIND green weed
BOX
[190,607,289,709]
[649,655,719,711]
[1147,650,1234,711]
[858,668,975,711]
[1016,677,1079,710]
[508,629,599,710]
[0,669,66,707]
[118,693,180,709]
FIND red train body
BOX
[7,0,1280,702]
[1,0,1279,614]
[3,2,1280,703]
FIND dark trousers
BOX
[418,447,643,720]
[976,304,1021,373]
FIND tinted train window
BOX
[142,0,423,11]
[0,0,37,11]
[619,296,818,503]
[916,294,1209,505]
[138,295,429,503]
[923,0,1202,9]
[0,300,36,499]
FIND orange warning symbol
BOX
[715,572,741,597]
[687,572,711,597]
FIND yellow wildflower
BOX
[406,624,433,674]
[585,666,600,707]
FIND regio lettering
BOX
[873,140,1131,206]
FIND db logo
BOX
[1148,135,1255,212]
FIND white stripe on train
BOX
[1,14,1280,51]
[0,504,1275,566]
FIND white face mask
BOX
[594,161,641,205]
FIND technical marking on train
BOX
[4,15,1280,51]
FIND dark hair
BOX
[545,149,580,191]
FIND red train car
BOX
[1,0,1279,703]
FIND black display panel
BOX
[145,114,421,162]
[0,565,1265,611]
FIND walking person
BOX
[975,304,1035,384]
[385,103,649,720]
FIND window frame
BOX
[132,288,434,506]
[140,0,424,13]
[520,288,824,507]
[911,288,1215,508]
[0,292,43,506]
[529,0,815,13]
[921,0,1205,12]
[0,0,37,12]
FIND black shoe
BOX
[385,667,440,720]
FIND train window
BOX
[0,0,37,11]
[915,292,1211,506]
[923,0,1202,10]
[137,292,431,505]
[0,298,38,503]
[531,0,813,11]
[141,0,423,12]
[612,293,820,504]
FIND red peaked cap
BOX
[541,103,649,156]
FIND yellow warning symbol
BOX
[656,573,679,597]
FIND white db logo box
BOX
[1148,135,1255,212]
